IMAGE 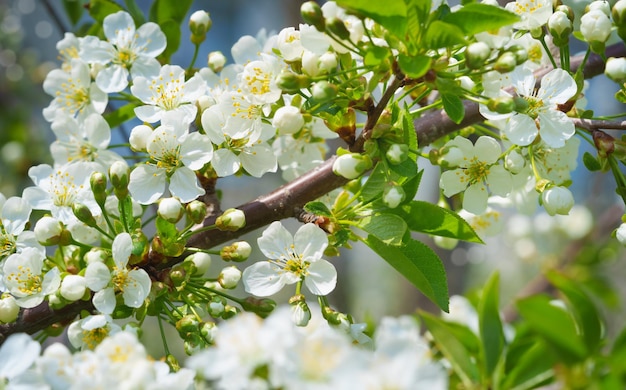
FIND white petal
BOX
[0,334,40,379]
[84,113,111,149]
[212,149,241,177]
[2,197,31,235]
[240,143,277,177]
[503,114,538,146]
[463,183,489,215]
[242,262,285,297]
[180,133,213,170]
[134,105,163,124]
[128,164,166,204]
[93,288,116,314]
[537,110,575,148]
[473,136,501,164]
[440,169,468,197]
[304,259,337,295]
[85,262,111,291]
[257,221,293,260]
[95,65,129,93]
[169,168,205,203]
[129,57,161,80]
[539,68,577,104]
[41,267,62,296]
[486,165,512,196]
[294,223,328,262]
[112,232,132,268]
[135,22,167,57]
[104,11,135,46]
[123,269,151,308]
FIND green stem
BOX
[157,315,171,356]
[187,44,201,73]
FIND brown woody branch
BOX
[1,44,624,343]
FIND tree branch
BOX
[2,43,624,342]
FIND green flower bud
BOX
[464,41,491,70]
[433,235,459,250]
[109,161,130,199]
[186,200,207,224]
[541,186,574,216]
[508,44,528,65]
[221,305,238,319]
[548,11,572,47]
[383,184,406,209]
[215,208,246,231]
[325,17,350,40]
[289,295,311,327]
[386,143,409,165]
[605,57,626,83]
[494,52,517,73]
[90,171,107,207]
[220,241,252,262]
[311,80,338,102]
[301,1,325,31]
[487,96,516,114]
[72,203,98,227]
[169,263,189,288]
[555,5,575,22]
[200,321,217,344]
[240,297,276,317]
[34,216,70,246]
[276,71,310,93]
[332,153,373,179]
[176,314,199,337]
[613,0,626,26]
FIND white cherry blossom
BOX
[128,112,213,204]
[85,232,151,314]
[131,64,206,124]
[480,67,577,148]
[505,0,553,30]
[0,196,43,261]
[439,136,512,215]
[3,247,61,308]
[80,11,166,93]
[243,222,337,296]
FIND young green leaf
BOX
[398,54,432,79]
[303,201,333,217]
[365,236,448,311]
[441,93,465,124]
[360,162,387,202]
[424,20,466,49]
[501,339,555,390]
[478,272,504,380]
[391,200,483,243]
[358,213,407,246]
[442,3,519,36]
[103,102,140,128]
[88,0,124,24]
[63,0,85,26]
[421,312,480,387]
[335,0,407,37]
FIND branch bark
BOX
[2,43,624,343]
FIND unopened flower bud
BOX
[216,208,246,231]
[508,44,528,65]
[200,321,217,344]
[318,52,338,72]
[301,1,325,31]
[494,52,517,73]
[613,0,626,26]
[615,222,626,245]
[208,296,225,317]
[90,171,107,206]
[433,235,459,250]
[176,314,199,337]
[129,125,152,151]
[465,41,491,69]
[332,153,373,179]
[218,266,241,289]
[325,17,350,40]
[186,200,208,224]
[109,160,130,198]
[581,10,612,53]
[505,149,526,174]
[240,296,276,317]
[60,274,86,301]
[605,57,626,83]
[185,252,212,276]
[548,11,572,46]
[158,197,184,223]
[273,106,304,134]
[207,51,226,72]
[276,71,309,93]
[169,263,188,288]
[189,10,212,44]
[72,203,97,227]
[487,96,516,114]
[383,185,406,209]
[85,248,107,264]
[34,216,68,246]
[587,0,611,16]
[289,295,311,327]
[220,241,252,262]
[311,80,338,101]
[386,143,409,165]
[541,186,574,216]
[0,294,19,323]
[555,5,575,21]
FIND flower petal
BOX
[440,169,468,197]
[463,183,489,215]
[294,223,328,262]
[128,164,166,204]
[85,262,111,292]
[242,261,285,297]
[169,168,205,203]
[257,221,293,260]
[93,288,116,314]
[537,110,575,148]
[112,232,132,268]
[304,259,337,295]
[123,269,151,308]
[503,114,537,146]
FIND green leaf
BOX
[398,54,431,79]
[156,216,178,240]
[441,93,465,124]
[442,3,519,36]
[516,294,588,365]
[478,272,504,379]
[124,0,146,25]
[364,45,390,67]
[501,339,555,390]
[421,312,480,386]
[401,169,423,202]
[582,152,602,171]
[149,0,193,24]
[360,162,387,202]
[424,20,466,49]
[335,0,407,37]
[358,213,407,246]
[304,201,333,217]
[401,108,418,152]
[118,195,136,232]
[103,102,140,128]
[158,20,182,63]
[365,236,448,311]
[88,0,124,24]
[63,0,85,26]
[389,155,418,177]
[392,200,483,243]
[546,271,603,353]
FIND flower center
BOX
[462,157,490,185]
[49,170,81,207]
[114,48,137,68]
[244,66,272,96]
[59,79,91,116]
[521,96,544,119]
[0,233,16,259]
[149,72,185,110]
[82,327,110,349]
[6,265,42,296]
